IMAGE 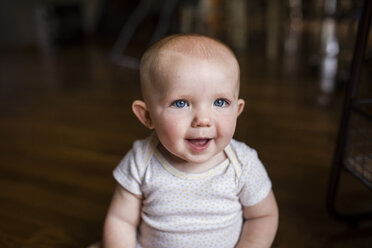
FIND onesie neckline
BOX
[154,149,230,180]
[147,133,240,180]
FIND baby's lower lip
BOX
[186,138,211,151]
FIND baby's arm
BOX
[236,190,279,248]
[102,184,142,248]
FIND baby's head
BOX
[133,34,245,167]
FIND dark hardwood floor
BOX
[0,30,371,247]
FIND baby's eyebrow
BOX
[158,93,186,103]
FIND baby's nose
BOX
[191,109,212,127]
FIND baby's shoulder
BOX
[229,139,260,169]
[117,134,157,171]
[229,139,258,157]
[130,134,158,165]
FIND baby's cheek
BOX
[162,116,182,131]
[217,116,237,136]
[157,117,184,140]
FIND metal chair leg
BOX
[326,0,372,225]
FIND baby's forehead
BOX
[148,36,238,74]
[140,35,240,94]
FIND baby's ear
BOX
[132,100,154,129]
[237,99,245,117]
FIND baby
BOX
[98,34,278,248]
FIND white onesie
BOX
[113,134,272,248]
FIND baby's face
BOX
[144,52,244,167]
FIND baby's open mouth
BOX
[186,138,211,149]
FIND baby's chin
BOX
[183,151,227,166]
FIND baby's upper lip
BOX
[186,137,212,140]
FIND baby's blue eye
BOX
[172,100,188,108]
[214,99,228,107]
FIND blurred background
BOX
[0,0,371,247]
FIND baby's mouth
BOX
[186,138,211,150]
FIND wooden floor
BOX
[0,34,372,247]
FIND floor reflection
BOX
[320,17,339,94]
